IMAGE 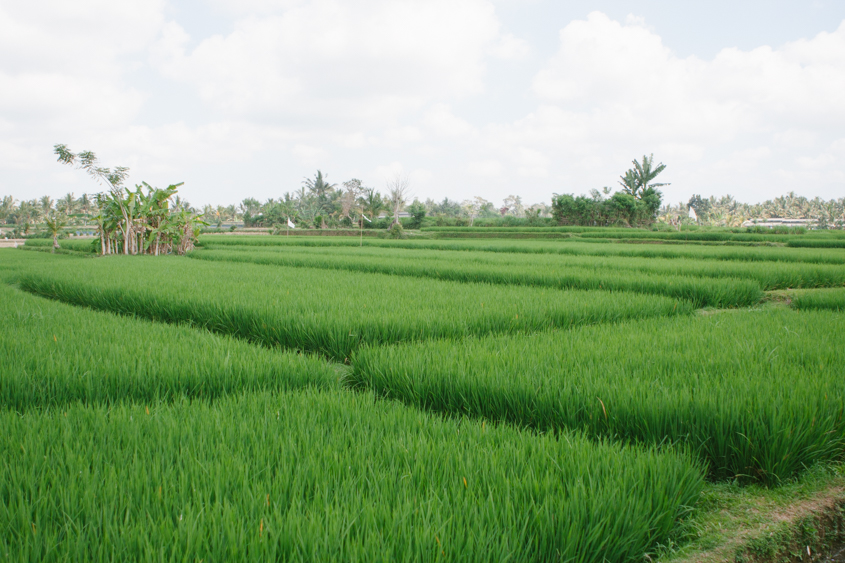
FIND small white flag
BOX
[361,214,372,223]
[287,218,295,228]
[688,206,697,220]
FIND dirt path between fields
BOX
[671,487,845,563]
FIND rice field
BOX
[790,287,845,311]
[0,390,703,562]
[21,238,98,253]
[14,254,689,361]
[350,309,845,484]
[198,234,845,264]
[1,229,843,560]
[190,247,763,307]
[193,242,845,291]
[0,283,337,410]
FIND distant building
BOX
[741,218,817,229]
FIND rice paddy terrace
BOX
[3,229,844,562]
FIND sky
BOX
[2,0,844,208]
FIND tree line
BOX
[4,150,844,244]
[214,173,551,231]
[662,193,845,229]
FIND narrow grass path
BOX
[661,465,845,563]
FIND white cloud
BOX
[423,104,475,137]
[293,143,328,165]
[2,3,844,206]
[489,33,531,60]
[490,12,845,201]
[151,0,505,124]
[467,159,504,177]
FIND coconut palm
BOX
[44,213,67,252]
[620,154,669,199]
[303,170,337,217]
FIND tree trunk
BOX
[52,233,58,253]
[122,212,131,255]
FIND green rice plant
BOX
[790,288,845,312]
[429,231,574,239]
[23,238,98,252]
[195,242,845,291]
[190,248,762,307]
[0,284,336,410]
[198,235,845,264]
[421,226,641,233]
[585,231,795,243]
[351,309,845,484]
[0,249,80,283]
[0,389,705,562]
[787,239,845,249]
[14,254,689,361]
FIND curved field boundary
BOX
[351,309,845,484]
[16,254,691,361]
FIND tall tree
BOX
[340,178,364,220]
[44,213,67,252]
[620,154,669,199]
[59,193,76,215]
[386,173,411,225]
[54,144,131,253]
[303,170,337,217]
[360,188,385,222]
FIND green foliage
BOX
[407,200,426,228]
[790,288,845,312]
[191,246,764,307]
[0,285,336,409]
[54,144,203,256]
[386,222,405,239]
[24,238,98,253]
[787,238,845,248]
[351,309,845,484]
[14,254,689,361]
[195,243,845,292]
[0,389,704,563]
[551,191,663,227]
[197,235,845,264]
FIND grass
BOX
[12,253,691,361]
[1,238,841,561]
[583,231,796,243]
[190,247,763,307]
[790,288,845,312]
[421,226,646,233]
[0,284,337,410]
[198,235,845,264]
[0,250,80,284]
[0,389,705,562]
[659,463,845,562]
[195,242,845,291]
[427,229,798,243]
[350,308,845,484]
[23,238,98,253]
[787,239,845,249]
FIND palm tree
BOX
[620,154,669,199]
[361,188,385,222]
[76,193,94,220]
[59,193,76,216]
[0,196,16,225]
[303,170,337,216]
[39,195,54,217]
[44,213,67,252]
